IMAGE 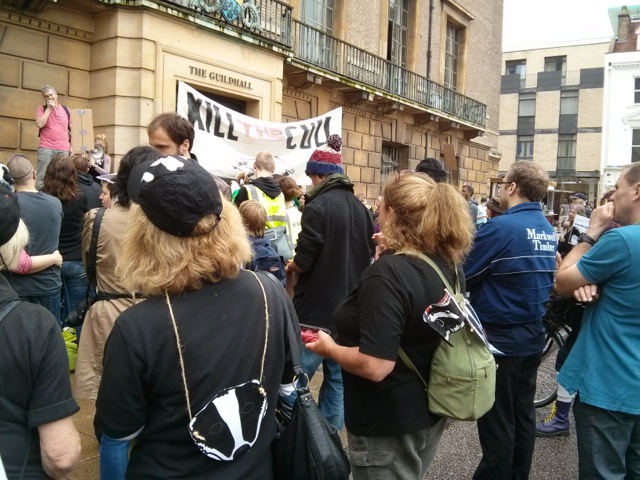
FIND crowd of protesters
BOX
[0,84,638,480]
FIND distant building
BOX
[499,38,609,207]
[0,0,503,199]
[601,5,640,196]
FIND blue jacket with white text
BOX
[463,202,557,356]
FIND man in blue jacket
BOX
[464,161,557,480]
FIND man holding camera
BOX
[35,85,71,190]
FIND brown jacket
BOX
[74,204,142,400]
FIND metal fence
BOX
[293,20,487,128]
[163,0,292,47]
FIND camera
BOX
[62,300,91,328]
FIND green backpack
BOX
[397,251,496,421]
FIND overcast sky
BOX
[502,0,628,50]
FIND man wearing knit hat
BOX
[286,134,374,431]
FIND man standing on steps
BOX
[35,85,71,190]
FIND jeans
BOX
[100,434,130,480]
[22,291,62,327]
[60,261,88,327]
[37,147,68,190]
[474,353,541,480]
[574,396,640,479]
[301,348,344,431]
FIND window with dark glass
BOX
[560,90,579,115]
[634,78,640,104]
[381,144,406,184]
[506,60,526,77]
[632,129,640,162]
[544,56,566,72]
[300,0,335,68]
[557,134,577,170]
[444,23,460,91]
[387,0,408,66]
[518,93,536,117]
[516,136,534,159]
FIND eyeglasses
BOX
[498,181,514,188]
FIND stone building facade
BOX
[500,39,610,204]
[1,0,503,201]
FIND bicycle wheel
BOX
[534,331,564,408]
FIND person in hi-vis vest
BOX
[234,152,287,229]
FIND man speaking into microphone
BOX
[35,85,71,190]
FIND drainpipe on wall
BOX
[427,0,435,79]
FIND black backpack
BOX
[248,237,286,285]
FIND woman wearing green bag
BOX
[307,173,474,480]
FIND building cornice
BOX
[0,10,93,41]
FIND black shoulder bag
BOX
[271,294,350,480]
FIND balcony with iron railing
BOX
[110,0,293,48]
[291,20,487,129]
[515,70,581,89]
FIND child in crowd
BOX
[238,200,286,285]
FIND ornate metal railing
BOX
[293,20,486,128]
[518,70,581,88]
[158,0,292,47]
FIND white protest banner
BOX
[176,82,342,183]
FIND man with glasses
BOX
[464,161,557,479]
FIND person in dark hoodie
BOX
[72,154,102,210]
[415,157,448,183]
[285,135,374,431]
[233,151,287,230]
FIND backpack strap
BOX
[86,207,106,288]
[0,299,22,324]
[394,249,462,393]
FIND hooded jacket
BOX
[77,171,102,210]
[292,174,374,331]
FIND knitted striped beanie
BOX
[305,134,343,176]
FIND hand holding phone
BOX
[300,324,330,344]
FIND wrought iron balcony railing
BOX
[293,20,487,128]
[157,0,292,48]
[517,70,581,89]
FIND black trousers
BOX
[473,353,542,480]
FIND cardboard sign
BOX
[70,109,94,154]
[176,82,342,182]
[569,215,590,244]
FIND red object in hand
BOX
[301,328,319,344]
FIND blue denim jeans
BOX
[60,261,88,327]
[301,348,344,431]
[100,434,130,480]
[36,147,68,190]
[22,291,62,327]
[574,396,640,479]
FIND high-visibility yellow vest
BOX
[246,184,287,229]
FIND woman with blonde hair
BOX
[95,156,296,479]
[307,173,474,479]
[88,133,112,182]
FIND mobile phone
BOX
[300,323,331,344]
